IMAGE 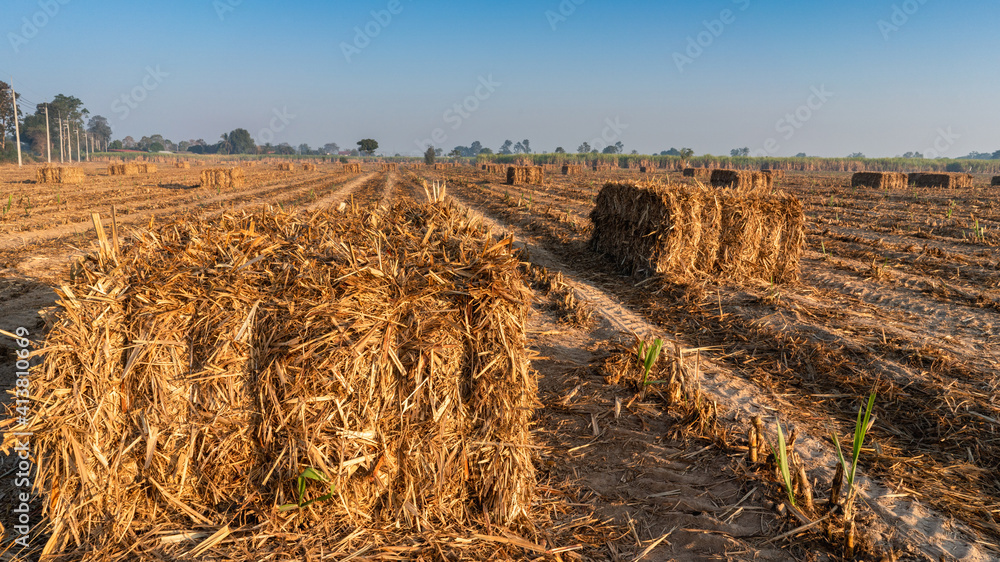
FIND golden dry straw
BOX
[108,163,157,175]
[851,172,907,189]
[561,164,582,175]
[343,163,362,173]
[590,181,804,283]
[175,162,191,169]
[639,166,651,173]
[482,164,507,174]
[710,170,773,193]
[506,166,544,185]
[7,199,537,560]
[302,163,317,171]
[761,167,785,180]
[277,162,296,171]
[909,172,974,188]
[379,163,398,172]
[200,167,246,188]
[682,167,712,180]
[992,176,1000,186]
[35,166,84,184]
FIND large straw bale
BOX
[343,162,362,173]
[175,162,191,169]
[36,166,84,184]
[561,164,582,175]
[108,163,156,175]
[682,168,712,180]
[379,163,398,172]
[277,162,295,171]
[851,172,907,189]
[506,166,544,185]
[590,181,804,283]
[7,199,536,560]
[992,176,1000,186]
[909,172,974,188]
[710,170,773,193]
[200,166,246,188]
[302,163,317,171]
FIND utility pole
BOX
[57,113,64,163]
[44,104,51,163]
[10,81,22,167]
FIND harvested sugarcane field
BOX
[2,2,1000,561]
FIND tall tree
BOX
[227,128,255,154]
[357,138,378,156]
[424,145,436,165]
[513,141,526,154]
[322,142,340,155]
[87,115,113,147]
[298,143,311,155]
[577,142,591,153]
[498,140,513,155]
[521,139,531,153]
[469,141,482,155]
[0,81,20,150]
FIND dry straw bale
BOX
[682,167,712,180]
[710,170,773,193]
[379,163,398,172]
[483,164,506,174]
[175,162,191,169]
[561,164,582,175]
[909,172,974,188]
[590,181,804,283]
[343,162,362,173]
[992,176,1000,186]
[851,172,907,189]
[506,166,544,185]
[36,166,84,184]
[108,163,156,175]
[277,162,296,171]
[639,166,651,173]
[200,167,246,188]
[302,163,317,171]
[8,199,536,560]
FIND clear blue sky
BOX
[4,0,998,157]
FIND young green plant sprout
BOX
[830,390,876,515]
[637,337,665,389]
[768,419,796,506]
[278,467,336,512]
[2,195,11,216]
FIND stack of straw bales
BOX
[200,167,246,188]
[590,182,804,283]
[639,166,652,173]
[36,166,84,184]
[992,176,1000,186]
[277,162,295,171]
[851,172,907,189]
[303,163,317,171]
[7,198,536,559]
[380,163,398,172]
[909,172,974,188]
[592,164,614,172]
[175,162,191,169]
[710,170,773,193]
[682,168,712,180]
[761,168,785,180]
[343,163,362,173]
[482,164,506,174]
[433,163,449,170]
[109,163,157,175]
[561,164,583,175]
[506,166,544,185]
